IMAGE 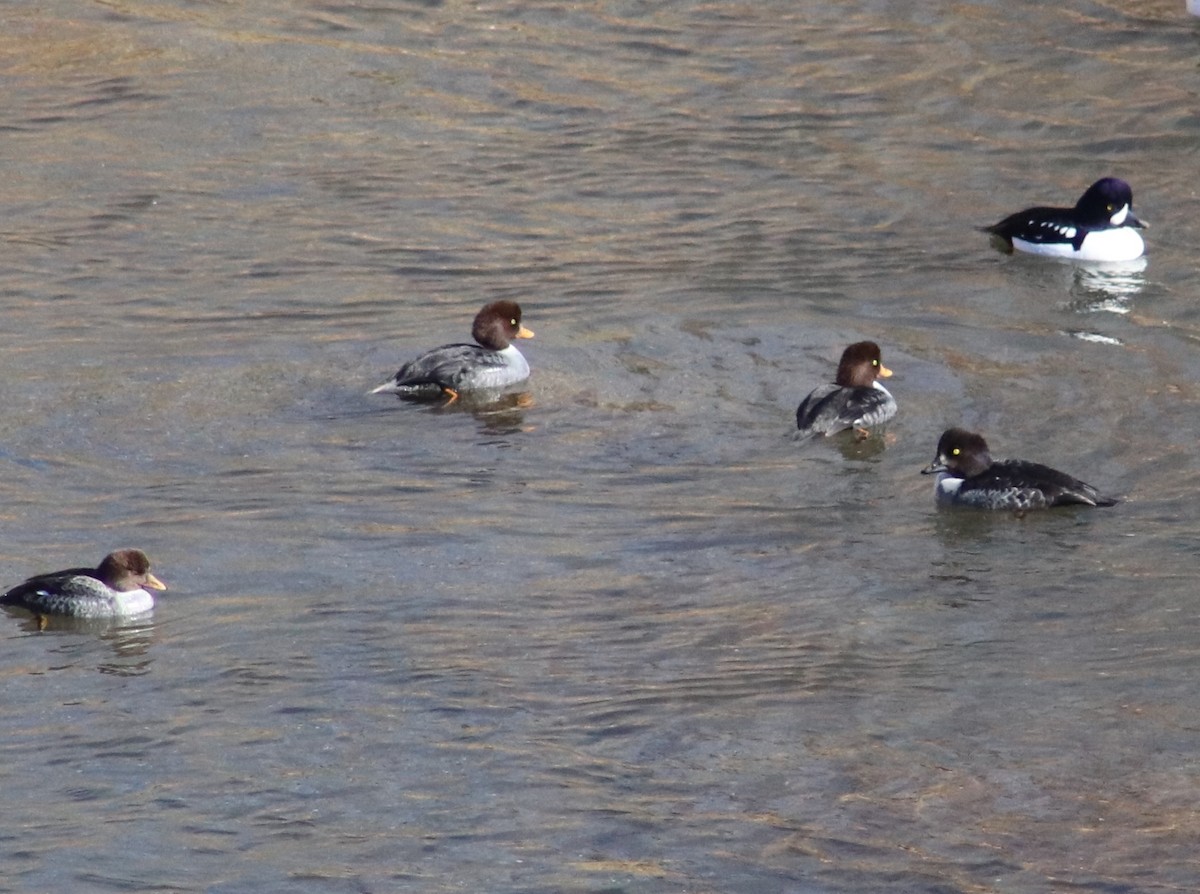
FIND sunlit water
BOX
[1,1,1200,891]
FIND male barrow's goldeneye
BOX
[370,300,533,402]
[921,428,1117,510]
[796,341,897,439]
[0,549,167,618]
[983,177,1146,262]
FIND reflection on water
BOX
[3,607,158,675]
[1067,329,1123,345]
[796,429,893,463]
[1061,258,1149,345]
[370,389,534,435]
[1067,256,1149,313]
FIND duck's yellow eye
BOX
[952,448,960,456]
[511,319,518,326]
[872,359,879,367]
[1106,203,1114,212]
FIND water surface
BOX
[1,2,1200,891]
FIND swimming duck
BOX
[1,549,167,618]
[796,341,897,439]
[921,428,1117,510]
[370,300,533,401]
[983,177,1146,262]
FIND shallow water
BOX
[2,1,1200,891]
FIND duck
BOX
[369,300,534,402]
[921,428,1117,510]
[796,341,897,439]
[982,177,1146,262]
[0,549,167,618]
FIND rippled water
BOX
[2,1,1200,891]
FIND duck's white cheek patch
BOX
[1110,204,1129,225]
